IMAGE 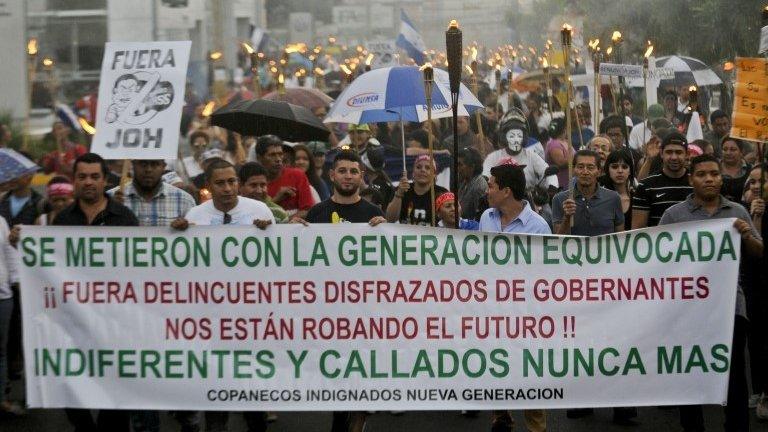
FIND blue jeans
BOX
[0,298,12,403]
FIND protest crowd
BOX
[0,7,767,432]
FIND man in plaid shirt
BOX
[109,160,196,227]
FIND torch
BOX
[421,63,437,226]
[542,56,553,113]
[561,24,574,188]
[611,30,628,145]
[589,39,601,129]
[470,56,485,143]
[242,43,262,98]
[506,69,513,113]
[495,66,502,102]
[23,38,39,152]
[446,19,463,230]
[365,53,374,72]
[643,41,654,148]
[688,85,698,113]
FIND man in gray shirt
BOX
[659,154,763,432]
[553,149,625,236]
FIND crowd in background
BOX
[0,66,765,432]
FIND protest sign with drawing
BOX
[91,41,191,160]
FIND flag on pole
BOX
[250,26,270,53]
[396,10,426,65]
[55,102,83,133]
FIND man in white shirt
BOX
[173,159,274,228]
[170,158,273,432]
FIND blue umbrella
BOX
[325,66,482,170]
[0,149,39,184]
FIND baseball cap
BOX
[648,104,664,121]
[660,131,688,150]
[348,124,371,132]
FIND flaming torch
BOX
[242,42,262,98]
[446,19,462,229]
[421,62,437,226]
[469,56,485,142]
[23,38,39,151]
[642,41,654,146]
[561,24,574,189]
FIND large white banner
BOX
[19,220,740,410]
[91,41,191,160]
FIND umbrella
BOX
[625,55,722,88]
[324,66,482,124]
[210,99,329,142]
[262,88,333,111]
[0,148,39,184]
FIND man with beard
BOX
[304,150,386,226]
[53,153,137,432]
[109,160,195,227]
[483,108,557,193]
[660,154,762,432]
[294,150,384,432]
[385,155,447,226]
[632,131,692,229]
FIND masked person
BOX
[483,108,557,193]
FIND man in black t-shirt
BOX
[296,151,384,432]
[385,155,447,226]
[304,150,385,225]
[632,131,693,228]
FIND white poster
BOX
[367,40,398,69]
[19,221,739,411]
[91,41,191,160]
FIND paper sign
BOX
[367,40,397,69]
[91,41,191,159]
[599,63,643,78]
[730,57,768,142]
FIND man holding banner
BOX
[53,152,138,431]
[172,158,274,432]
[660,154,763,432]
[481,161,549,432]
[300,150,385,432]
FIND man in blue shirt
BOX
[479,161,549,432]
[479,161,550,234]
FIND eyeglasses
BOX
[223,213,232,225]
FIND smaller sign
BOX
[651,67,675,80]
[332,6,366,29]
[760,26,768,55]
[730,57,768,143]
[367,40,397,69]
[599,63,643,78]
[91,41,191,160]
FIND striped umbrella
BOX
[324,66,482,124]
[626,55,722,88]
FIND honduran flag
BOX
[396,10,426,66]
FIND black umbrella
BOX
[210,98,330,142]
